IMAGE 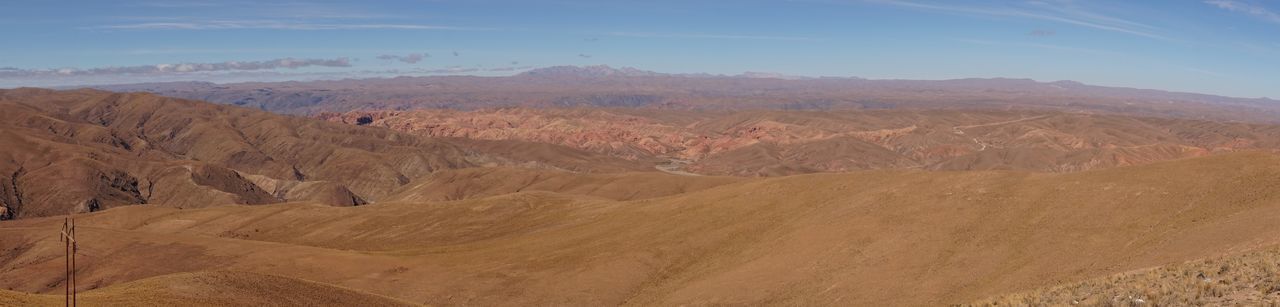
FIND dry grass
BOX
[0,271,418,307]
[968,245,1280,307]
[5,152,1280,306]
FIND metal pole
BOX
[70,216,76,307]
[63,217,69,307]
[65,217,69,307]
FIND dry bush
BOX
[966,245,1280,306]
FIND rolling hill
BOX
[3,152,1280,305]
[4,87,1280,306]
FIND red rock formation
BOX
[319,108,1280,176]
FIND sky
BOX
[1,0,1278,98]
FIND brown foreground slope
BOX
[0,271,416,307]
[385,167,744,202]
[3,153,1280,306]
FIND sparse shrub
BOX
[965,245,1280,306]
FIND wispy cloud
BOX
[121,48,332,55]
[419,66,479,74]
[1205,0,1280,24]
[126,1,397,20]
[1175,65,1230,78]
[860,0,1171,40]
[94,20,488,31]
[1028,1,1161,31]
[488,66,534,72]
[131,1,223,8]
[0,63,538,88]
[609,32,818,41]
[952,38,1117,55]
[1028,29,1056,37]
[113,48,434,55]
[0,57,352,78]
[376,53,428,64]
[362,65,532,74]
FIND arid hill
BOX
[319,107,1280,175]
[9,87,1280,217]
[7,86,1280,306]
[4,153,1280,306]
[95,66,1280,123]
[0,88,647,219]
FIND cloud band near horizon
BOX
[0,57,353,78]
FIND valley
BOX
[8,0,1280,305]
[318,107,1280,176]
[3,73,1280,305]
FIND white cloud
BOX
[1205,0,1280,24]
[95,20,488,31]
[488,66,534,72]
[0,57,352,78]
[1176,66,1229,78]
[376,53,428,64]
[860,0,1171,40]
[0,63,541,89]
[609,32,818,41]
[951,38,1117,55]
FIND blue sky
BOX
[1,0,1278,98]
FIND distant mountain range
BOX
[88,65,1278,124]
[517,65,670,78]
[517,65,815,80]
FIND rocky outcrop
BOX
[241,173,367,206]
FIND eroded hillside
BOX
[0,88,648,219]
[319,108,1280,175]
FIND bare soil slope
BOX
[4,153,1280,306]
[0,271,417,307]
[386,167,745,202]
